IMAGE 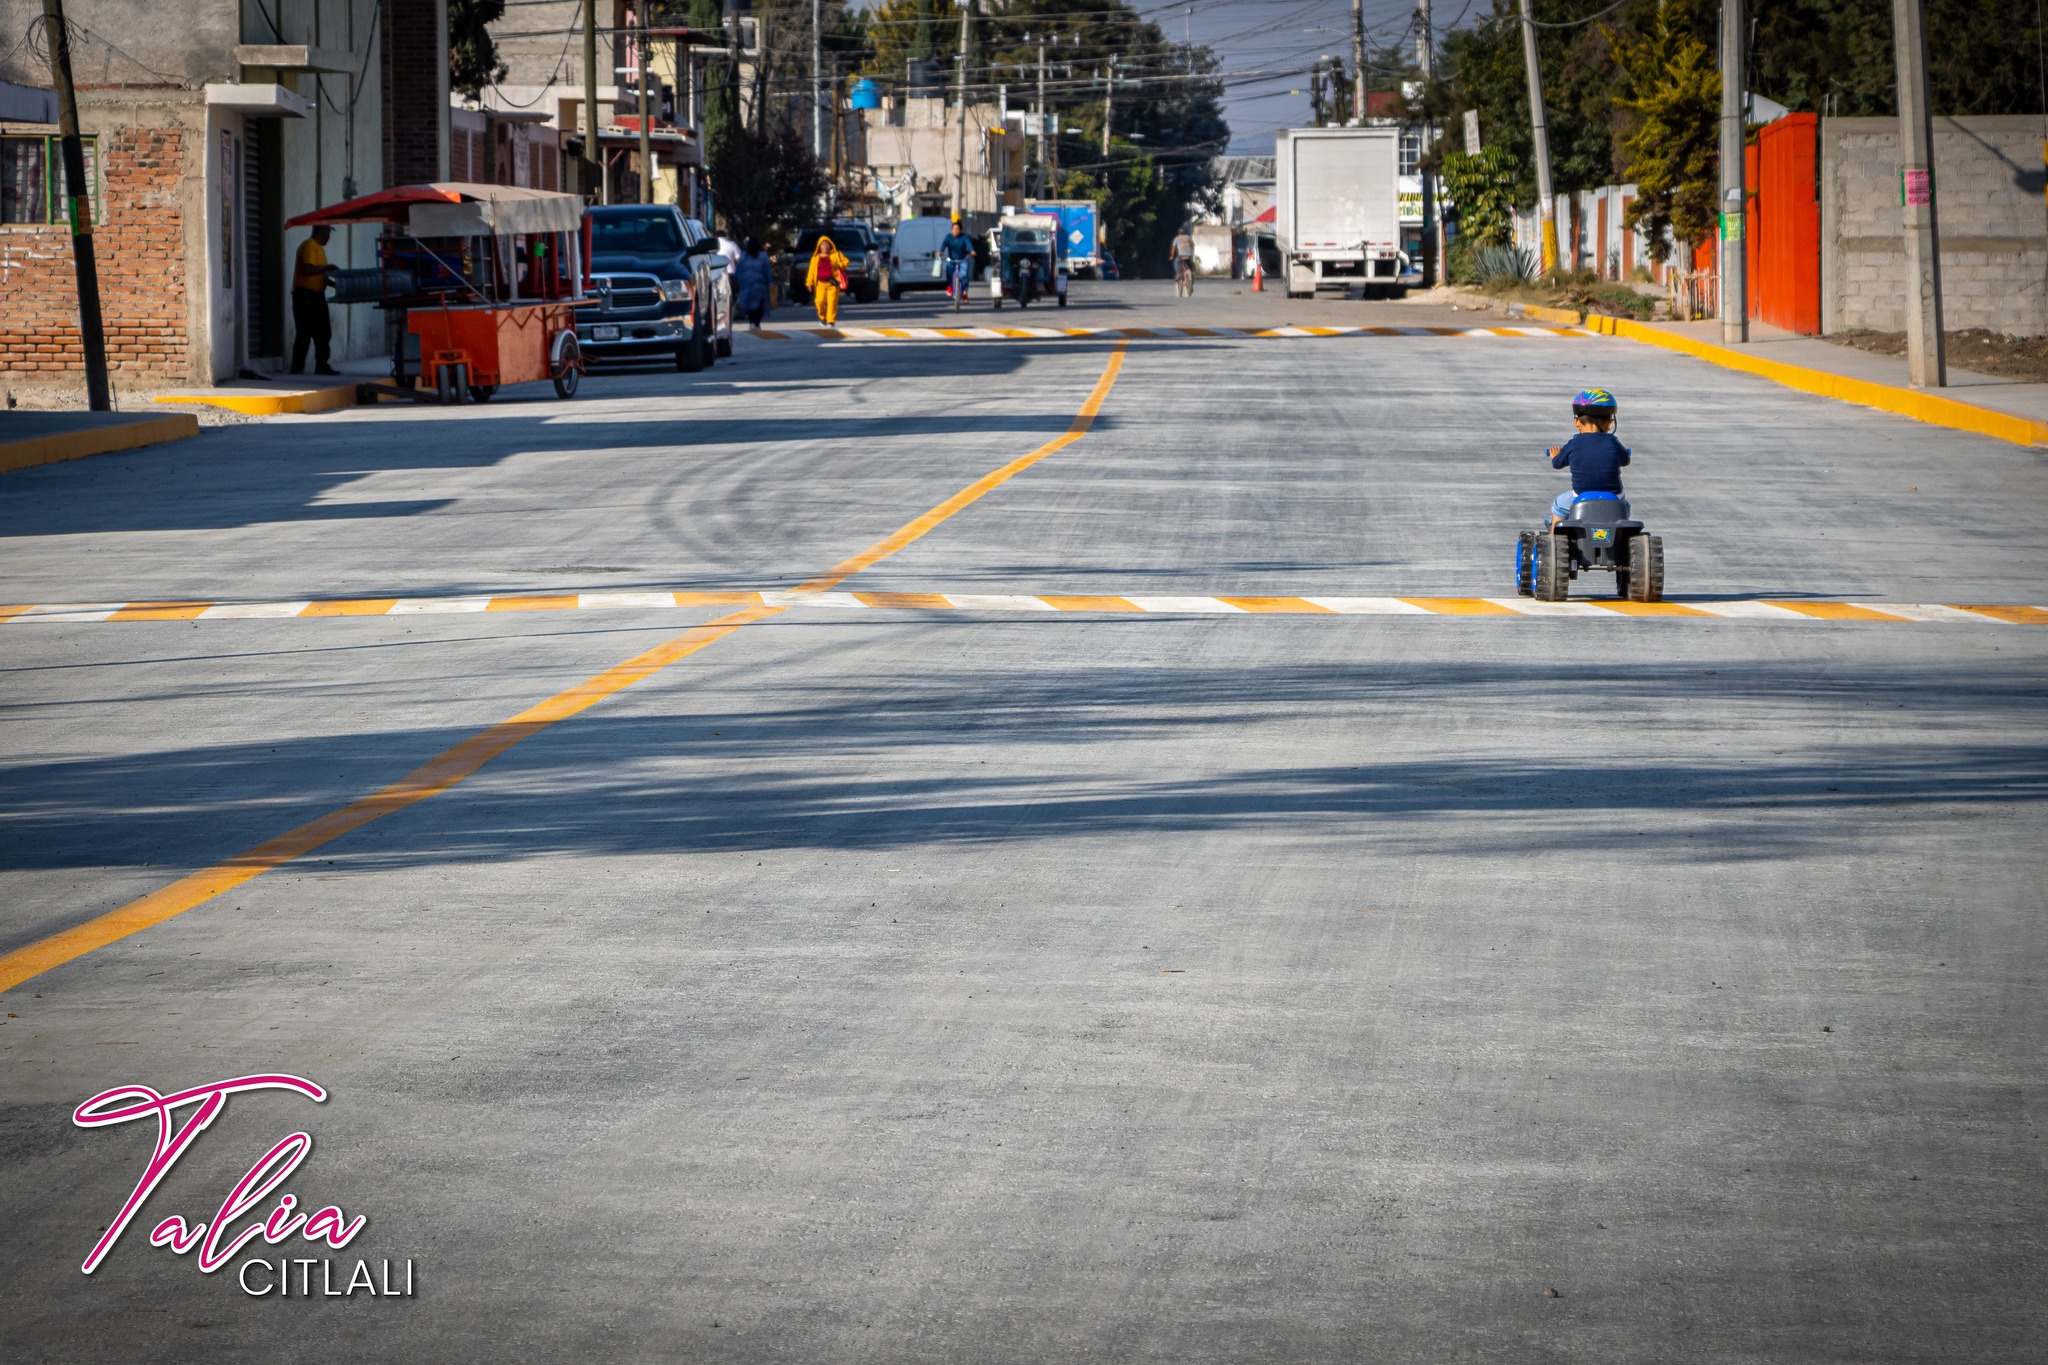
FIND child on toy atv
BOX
[1547,388,1629,527]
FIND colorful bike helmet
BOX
[1571,388,1618,419]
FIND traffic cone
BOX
[1251,255,1263,292]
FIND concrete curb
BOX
[150,383,358,417]
[1509,301,1587,326]
[1582,314,2048,448]
[0,413,201,476]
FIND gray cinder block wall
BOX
[1821,115,2048,336]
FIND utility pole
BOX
[39,0,108,411]
[1418,0,1437,288]
[952,0,972,222]
[1036,34,1047,199]
[1719,0,1747,342]
[637,4,653,203]
[1102,59,1114,155]
[1892,0,1945,385]
[1351,0,1365,126]
[583,0,601,202]
[812,0,823,160]
[1515,0,1557,275]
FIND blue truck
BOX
[1024,200,1100,278]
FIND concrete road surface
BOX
[2,281,2043,1362]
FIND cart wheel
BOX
[1535,533,1571,601]
[452,364,471,406]
[1515,531,1536,597]
[468,384,496,404]
[552,336,581,400]
[435,365,455,406]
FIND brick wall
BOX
[384,0,445,187]
[0,127,189,381]
[1821,115,2048,336]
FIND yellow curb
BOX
[1583,314,2048,448]
[1517,302,1585,326]
[0,413,200,475]
[151,383,358,417]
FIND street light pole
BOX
[1351,0,1365,125]
[583,0,601,202]
[1719,0,1747,342]
[812,0,823,160]
[1892,0,1946,386]
[39,0,109,410]
[952,0,971,222]
[1418,0,1437,288]
[637,3,652,203]
[1515,0,1557,275]
[1036,35,1047,199]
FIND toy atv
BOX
[1515,495,1664,602]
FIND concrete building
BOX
[0,0,447,388]
[858,96,1023,228]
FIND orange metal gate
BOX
[1745,113,1821,335]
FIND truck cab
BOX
[579,205,733,372]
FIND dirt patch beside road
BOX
[1828,327,2048,383]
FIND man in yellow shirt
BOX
[291,224,338,375]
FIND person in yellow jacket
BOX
[805,235,849,326]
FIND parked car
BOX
[885,215,957,299]
[578,204,733,372]
[788,222,883,305]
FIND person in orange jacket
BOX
[806,235,849,326]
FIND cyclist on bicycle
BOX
[941,216,975,300]
[1170,225,1196,294]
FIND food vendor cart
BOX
[285,183,589,402]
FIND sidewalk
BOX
[0,410,199,475]
[1578,314,2048,447]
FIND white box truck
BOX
[1275,127,1405,298]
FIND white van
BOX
[887,216,959,298]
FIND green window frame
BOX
[0,132,101,227]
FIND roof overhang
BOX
[204,83,311,118]
[234,44,359,75]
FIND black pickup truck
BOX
[579,205,733,371]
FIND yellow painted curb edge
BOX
[151,383,357,416]
[1583,314,2048,448]
[0,413,201,476]
[1517,302,1585,326]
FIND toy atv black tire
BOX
[1534,532,1572,601]
[1626,533,1665,602]
[1515,531,1537,597]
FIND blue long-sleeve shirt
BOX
[1551,431,1631,494]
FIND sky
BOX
[1136,0,1481,153]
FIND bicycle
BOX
[947,257,972,313]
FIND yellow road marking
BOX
[1041,594,1144,612]
[0,346,1135,995]
[300,598,397,617]
[107,602,211,621]
[1218,595,1333,614]
[792,342,1128,593]
[487,594,579,612]
[673,590,766,607]
[1594,600,1715,617]
[1763,600,1910,622]
[1954,603,2048,624]
[853,591,955,610]
[1177,326,1220,337]
[0,605,31,622]
[1399,597,1518,615]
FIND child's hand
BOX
[1547,445,1561,458]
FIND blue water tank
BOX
[849,78,881,111]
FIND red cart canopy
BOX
[286,183,583,235]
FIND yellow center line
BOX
[0,344,1133,996]
[791,341,1128,594]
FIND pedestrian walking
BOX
[734,237,774,330]
[806,236,849,326]
[290,224,339,375]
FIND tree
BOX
[709,117,829,246]
[1606,9,1719,261]
[449,0,509,103]
[1439,145,1520,248]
